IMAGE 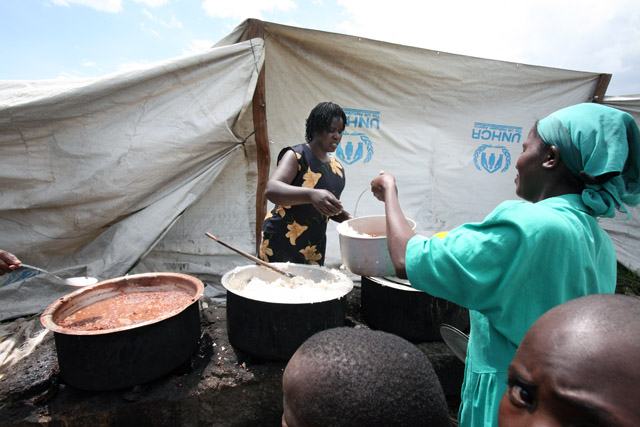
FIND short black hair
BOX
[283,327,450,427]
[305,102,347,143]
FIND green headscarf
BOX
[537,103,640,218]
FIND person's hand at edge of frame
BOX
[0,250,22,276]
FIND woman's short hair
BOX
[305,102,347,143]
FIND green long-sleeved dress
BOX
[405,194,617,426]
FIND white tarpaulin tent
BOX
[216,20,639,272]
[1,19,637,321]
[0,38,265,320]
[602,95,640,272]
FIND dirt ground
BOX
[0,287,464,426]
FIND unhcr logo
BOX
[336,108,378,165]
[472,122,522,143]
[474,145,511,173]
[472,122,521,174]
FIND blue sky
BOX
[1,0,639,96]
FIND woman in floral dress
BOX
[259,102,351,266]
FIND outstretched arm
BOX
[370,172,415,278]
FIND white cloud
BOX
[49,0,170,12]
[182,39,215,55]
[201,0,296,20]
[57,70,81,79]
[334,0,639,94]
[140,22,161,38]
[82,59,97,67]
[134,0,169,6]
[143,9,183,28]
[48,0,123,13]
[117,60,151,73]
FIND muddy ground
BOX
[0,287,464,426]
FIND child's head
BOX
[282,327,450,427]
[305,102,347,143]
[499,293,640,426]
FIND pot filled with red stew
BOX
[40,272,204,391]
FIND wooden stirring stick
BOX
[205,232,296,279]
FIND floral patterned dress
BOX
[259,143,346,266]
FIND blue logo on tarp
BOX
[345,108,380,130]
[474,145,511,173]
[471,122,519,173]
[336,108,379,165]
[336,132,374,165]
[472,122,522,143]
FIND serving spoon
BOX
[20,264,98,287]
[205,232,296,279]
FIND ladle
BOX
[20,264,98,287]
[205,232,296,279]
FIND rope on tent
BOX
[240,119,267,145]
[239,38,267,146]
[248,38,262,75]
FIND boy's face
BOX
[498,315,639,426]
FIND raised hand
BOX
[370,171,397,202]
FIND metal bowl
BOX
[337,215,416,277]
[40,272,204,391]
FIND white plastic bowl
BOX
[337,215,416,277]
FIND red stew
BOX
[58,290,194,331]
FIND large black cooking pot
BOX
[361,276,469,342]
[222,263,353,361]
[40,272,204,391]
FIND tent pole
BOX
[592,73,611,103]
[241,19,270,255]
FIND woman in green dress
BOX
[259,102,351,266]
[370,103,640,426]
